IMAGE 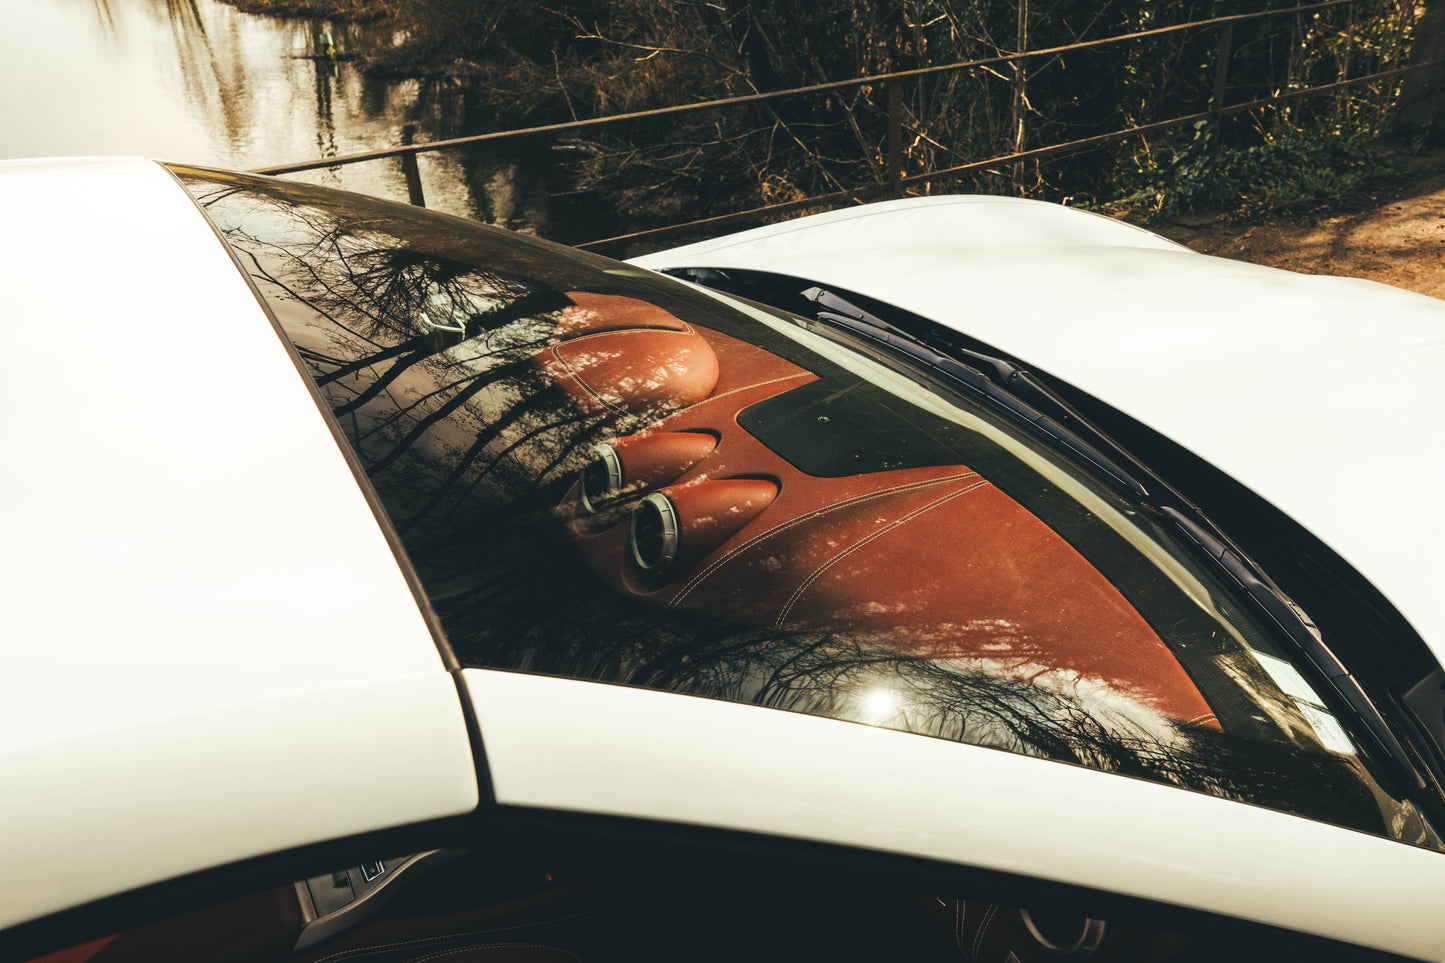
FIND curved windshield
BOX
[173,165,1442,851]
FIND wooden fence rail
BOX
[253,0,1417,253]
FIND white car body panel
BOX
[0,158,479,929]
[5,162,1441,958]
[631,196,1445,664]
[469,668,1445,962]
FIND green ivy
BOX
[1117,121,1405,217]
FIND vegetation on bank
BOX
[1111,124,1408,219]
[221,0,1426,229]
[222,0,391,21]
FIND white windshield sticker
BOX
[1254,651,1322,705]
[1298,702,1357,756]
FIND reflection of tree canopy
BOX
[179,168,1392,845]
[185,172,615,537]
[445,515,1381,835]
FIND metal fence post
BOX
[1012,0,1029,193]
[887,79,904,198]
[1341,1,1356,128]
[1211,22,1234,128]
[401,152,426,207]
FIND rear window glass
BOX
[173,165,1441,852]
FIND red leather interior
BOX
[559,302,1219,725]
[646,477,779,572]
[601,431,719,503]
[554,291,689,338]
[536,293,721,420]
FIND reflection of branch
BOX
[469,408,597,488]
[396,387,561,533]
[431,409,602,532]
[365,357,536,476]
[317,335,430,386]
[331,343,455,419]
[184,168,1391,847]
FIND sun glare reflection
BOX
[859,687,902,725]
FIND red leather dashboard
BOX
[547,293,1218,726]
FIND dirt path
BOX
[1143,149,1445,300]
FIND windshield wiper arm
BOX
[801,287,1149,499]
[802,286,1425,795]
[796,286,1426,793]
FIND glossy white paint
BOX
[0,675,476,929]
[468,669,1445,962]
[0,158,478,929]
[632,196,1445,662]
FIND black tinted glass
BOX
[174,165,1440,851]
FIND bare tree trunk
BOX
[1393,0,1445,135]
[1011,0,1027,193]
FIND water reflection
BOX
[0,0,557,231]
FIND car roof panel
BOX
[0,157,478,930]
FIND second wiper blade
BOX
[802,285,1426,796]
[1165,506,1426,795]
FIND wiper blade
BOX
[1165,507,1427,795]
[804,286,916,340]
[787,283,1424,793]
[801,287,1149,499]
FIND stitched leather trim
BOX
[776,479,991,629]
[669,371,813,418]
[544,322,705,416]
[956,899,968,956]
[669,470,979,607]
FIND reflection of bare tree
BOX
[314,47,337,159]
[178,167,1392,846]
[183,172,611,542]
[444,513,1382,835]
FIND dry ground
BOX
[1140,146,1445,300]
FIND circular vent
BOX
[630,492,681,573]
[579,443,625,514]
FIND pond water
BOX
[0,0,590,238]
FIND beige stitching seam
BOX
[956,898,968,955]
[669,371,813,418]
[774,479,990,629]
[669,470,979,607]
[547,322,701,417]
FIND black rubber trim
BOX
[1163,505,1425,795]
[807,313,1149,498]
[451,668,497,806]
